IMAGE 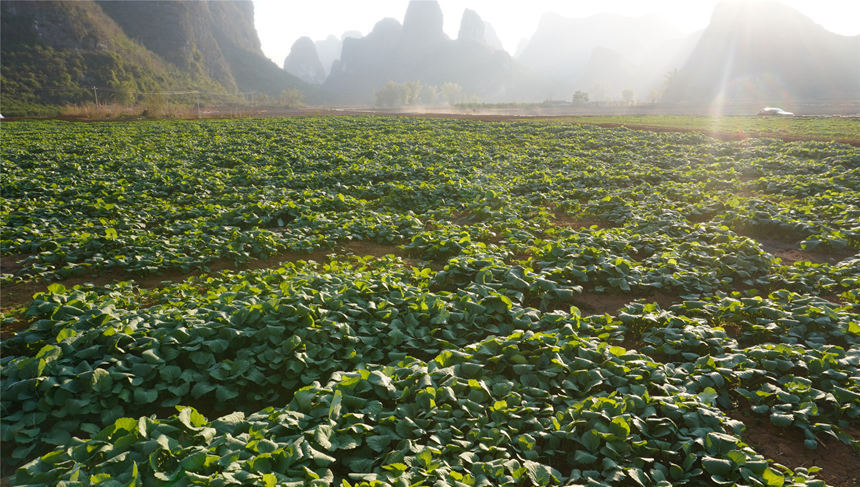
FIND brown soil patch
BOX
[630,249,655,261]
[819,294,849,305]
[566,291,683,316]
[0,254,34,276]
[0,314,30,341]
[754,238,857,265]
[551,209,607,230]
[721,321,742,339]
[728,407,860,487]
[450,211,484,226]
[647,292,681,309]
[619,335,646,351]
[570,292,633,315]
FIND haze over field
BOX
[269,0,860,108]
[1,0,858,114]
[255,0,860,66]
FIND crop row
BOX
[2,118,858,284]
[3,254,857,484]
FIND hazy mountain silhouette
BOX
[519,13,683,80]
[458,9,504,51]
[4,0,857,112]
[314,32,361,76]
[325,18,401,103]
[284,37,325,84]
[644,30,704,82]
[483,24,505,52]
[574,47,638,101]
[511,13,694,100]
[315,36,341,76]
[324,0,513,104]
[401,0,446,49]
[567,29,703,103]
[663,1,860,105]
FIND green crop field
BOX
[1,117,858,486]
[546,115,860,142]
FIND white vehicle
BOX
[757,107,794,116]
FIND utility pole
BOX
[195,91,200,119]
[92,86,99,107]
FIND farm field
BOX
[1,116,859,486]
[541,115,860,144]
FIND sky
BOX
[254,0,860,66]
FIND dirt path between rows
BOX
[752,237,858,265]
[729,407,860,487]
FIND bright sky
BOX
[254,0,860,65]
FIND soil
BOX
[646,292,682,309]
[568,291,681,315]
[551,209,609,230]
[728,407,860,487]
[721,321,743,339]
[570,292,634,314]
[753,237,857,265]
[819,294,850,305]
[449,211,485,226]
[0,254,33,276]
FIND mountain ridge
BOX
[323,3,513,104]
[0,0,305,114]
[663,0,860,105]
[3,0,857,113]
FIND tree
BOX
[622,89,635,105]
[374,81,403,107]
[279,88,303,108]
[572,91,589,104]
[660,68,678,99]
[419,84,439,105]
[256,93,273,105]
[403,81,422,105]
[109,75,136,105]
[374,81,464,107]
[141,93,167,117]
[440,82,464,105]
[590,84,607,102]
